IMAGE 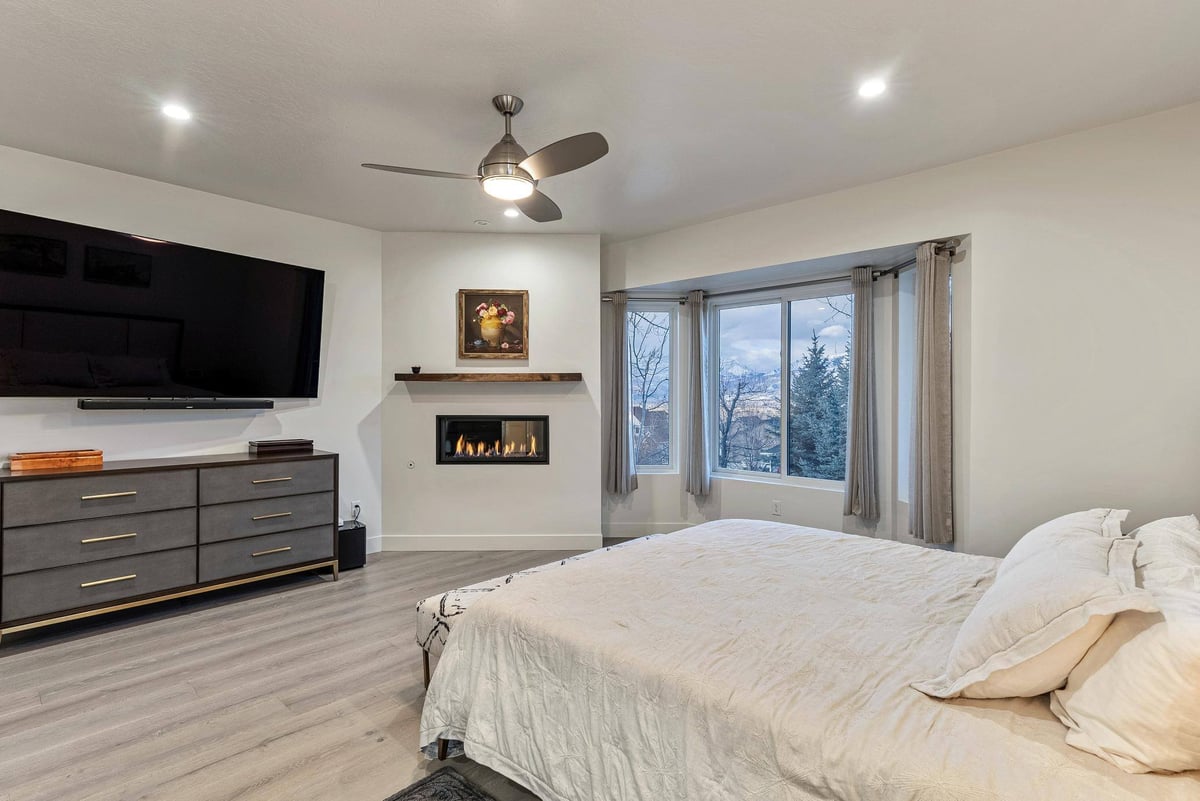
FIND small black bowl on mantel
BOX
[411,366,421,374]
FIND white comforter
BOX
[419,519,1199,801]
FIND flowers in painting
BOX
[475,301,516,326]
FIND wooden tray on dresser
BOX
[9,450,104,472]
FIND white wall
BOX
[603,101,1200,557]
[381,232,602,550]
[0,145,385,550]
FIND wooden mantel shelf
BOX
[394,372,582,383]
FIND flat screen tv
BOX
[0,208,324,399]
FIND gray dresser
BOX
[0,451,338,641]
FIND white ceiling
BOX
[1,1,1198,241]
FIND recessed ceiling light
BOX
[474,219,489,226]
[503,208,520,219]
[161,103,193,121]
[857,78,887,99]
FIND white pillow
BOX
[1132,514,1200,589]
[914,534,1156,699]
[998,508,1128,577]
[1050,516,1200,773]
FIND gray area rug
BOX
[383,767,499,801]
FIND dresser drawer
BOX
[198,492,334,544]
[1,548,196,623]
[3,470,196,528]
[3,508,196,575]
[198,526,333,583]
[198,459,333,505]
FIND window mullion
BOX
[779,300,788,480]
[709,303,719,470]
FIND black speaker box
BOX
[338,522,367,570]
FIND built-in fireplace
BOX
[436,415,549,465]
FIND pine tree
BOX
[788,332,849,480]
[828,339,849,480]
[789,333,829,477]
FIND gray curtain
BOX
[843,267,878,521]
[605,292,638,495]
[683,290,710,496]
[910,243,954,544]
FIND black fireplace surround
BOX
[436,415,549,465]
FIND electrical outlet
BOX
[351,500,362,522]
[771,500,782,516]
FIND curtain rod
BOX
[600,238,961,302]
[872,238,961,280]
[603,273,869,304]
[601,273,852,304]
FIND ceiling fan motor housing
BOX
[480,134,533,182]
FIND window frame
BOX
[626,299,678,474]
[708,281,853,489]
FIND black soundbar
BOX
[77,398,275,411]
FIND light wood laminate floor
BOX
[0,550,580,801]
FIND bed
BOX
[419,519,1199,801]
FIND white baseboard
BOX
[602,521,694,537]
[366,535,383,554]
[380,533,603,551]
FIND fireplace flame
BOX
[449,430,541,459]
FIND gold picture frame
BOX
[457,289,529,359]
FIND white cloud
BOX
[817,324,849,339]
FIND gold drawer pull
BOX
[251,477,292,484]
[81,532,138,544]
[81,574,136,588]
[251,511,292,521]
[251,546,293,557]
[80,490,138,501]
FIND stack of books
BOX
[248,438,314,455]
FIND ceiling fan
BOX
[362,94,608,223]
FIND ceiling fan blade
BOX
[515,190,562,223]
[361,164,478,180]
[518,132,608,180]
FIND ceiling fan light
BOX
[481,175,534,200]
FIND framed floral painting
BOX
[457,289,529,359]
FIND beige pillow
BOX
[1050,516,1200,773]
[914,535,1156,699]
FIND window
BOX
[712,287,853,484]
[787,295,852,480]
[627,303,674,469]
[716,303,781,473]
